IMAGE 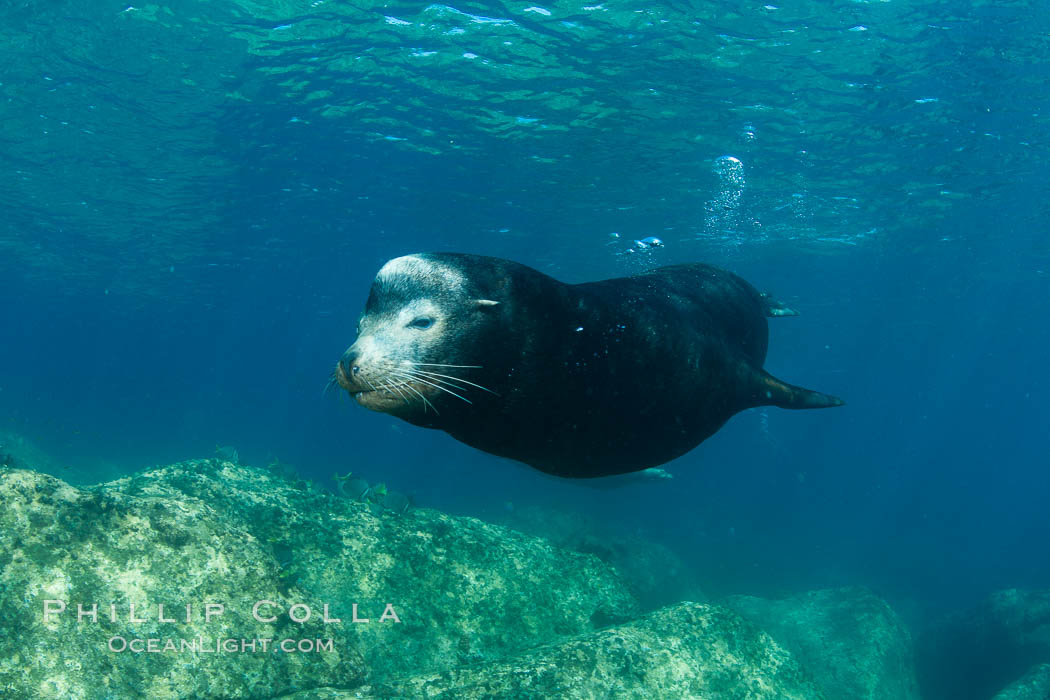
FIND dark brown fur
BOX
[336,253,843,478]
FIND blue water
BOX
[1,0,1048,631]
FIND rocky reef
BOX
[497,504,707,610]
[1,458,921,699]
[991,663,1050,700]
[280,603,823,699]
[724,587,921,700]
[0,460,636,698]
[918,588,1050,700]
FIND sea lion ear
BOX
[475,299,500,308]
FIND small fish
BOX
[368,482,388,502]
[214,445,240,464]
[333,471,371,500]
[268,459,298,479]
[639,467,673,480]
[345,479,371,499]
[381,489,412,515]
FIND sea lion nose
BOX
[340,350,361,378]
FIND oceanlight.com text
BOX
[107,636,335,653]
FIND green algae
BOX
[2,459,923,698]
[281,603,825,700]
[724,586,921,700]
[1,460,637,698]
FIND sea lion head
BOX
[335,254,502,424]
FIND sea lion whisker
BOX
[322,376,337,399]
[400,368,500,396]
[379,380,412,406]
[407,362,483,369]
[389,377,440,414]
[399,368,474,391]
[398,369,474,395]
[389,370,473,405]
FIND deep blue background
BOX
[3,207,1047,618]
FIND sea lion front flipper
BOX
[760,293,800,317]
[747,369,845,409]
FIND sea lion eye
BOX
[409,316,434,329]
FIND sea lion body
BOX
[336,253,842,478]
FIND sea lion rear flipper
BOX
[760,293,800,317]
[748,369,845,409]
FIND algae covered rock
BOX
[107,460,639,678]
[0,466,365,700]
[991,663,1050,700]
[724,586,920,700]
[918,588,1050,700]
[279,602,826,700]
[980,589,1050,655]
[0,459,638,699]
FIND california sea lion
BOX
[334,253,843,478]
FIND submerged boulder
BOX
[279,602,826,699]
[991,663,1050,700]
[499,504,707,610]
[0,466,363,699]
[0,460,637,699]
[917,588,1050,700]
[724,586,920,700]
